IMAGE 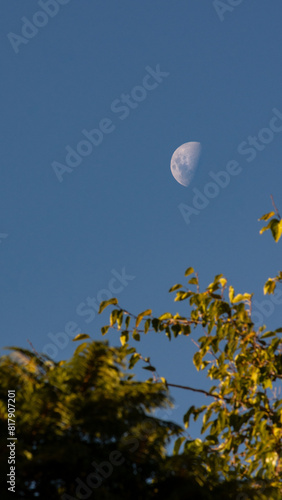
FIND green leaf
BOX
[270,337,281,351]
[152,318,160,331]
[182,324,191,336]
[188,277,198,285]
[169,284,183,292]
[260,218,282,241]
[136,309,152,327]
[101,325,110,336]
[125,315,131,328]
[132,330,140,342]
[193,406,207,422]
[184,267,194,277]
[165,327,171,340]
[98,297,118,314]
[193,352,202,370]
[214,274,224,281]
[207,281,220,292]
[73,342,89,356]
[173,436,186,455]
[142,365,156,372]
[129,353,140,369]
[159,312,173,321]
[175,291,191,301]
[116,310,123,330]
[110,309,118,327]
[270,219,282,242]
[233,292,252,303]
[183,406,195,428]
[72,334,90,341]
[125,347,136,355]
[171,324,181,338]
[260,331,276,339]
[144,318,151,333]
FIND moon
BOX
[170,142,201,187]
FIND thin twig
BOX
[167,382,230,402]
[27,339,39,356]
[270,194,281,220]
[27,339,45,363]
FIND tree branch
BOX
[166,382,231,402]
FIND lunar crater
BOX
[170,142,201,187]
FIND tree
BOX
[97,199,282,499]
[0,200,281,499]
[0,340,184,499]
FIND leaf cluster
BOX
[97,202,282,497]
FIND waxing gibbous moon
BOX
[170,142,201,187]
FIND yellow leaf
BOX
[136,309,152,327]
[258,211,275,221]
[229,286,234,303]
[72,333,90,341]
[98,297,118,314]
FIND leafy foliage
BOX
[0,341,184,499]
[1,200,281,499]
[96,201,282,499]
[259,199,282,295]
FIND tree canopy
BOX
[97,201,282,499]
[0,201,281,499]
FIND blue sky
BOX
[1,1,282,434]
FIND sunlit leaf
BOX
[101,325,110,336]
[144,318,150,333]
[258,211,275,221]
[184,267,194,277]
[73,342,89,356]
[120,332,129,346]
[188,277,198,285]
[271,218,282,242]
[129,353,140,369]
[72,334,90,341]
[159,313,173,321]
[229,286,234,303]
[169,284,182,292]
[264,278,276,295]
[98,297,118,314]
[136,309,152,327]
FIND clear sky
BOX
[1,1,282,434]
